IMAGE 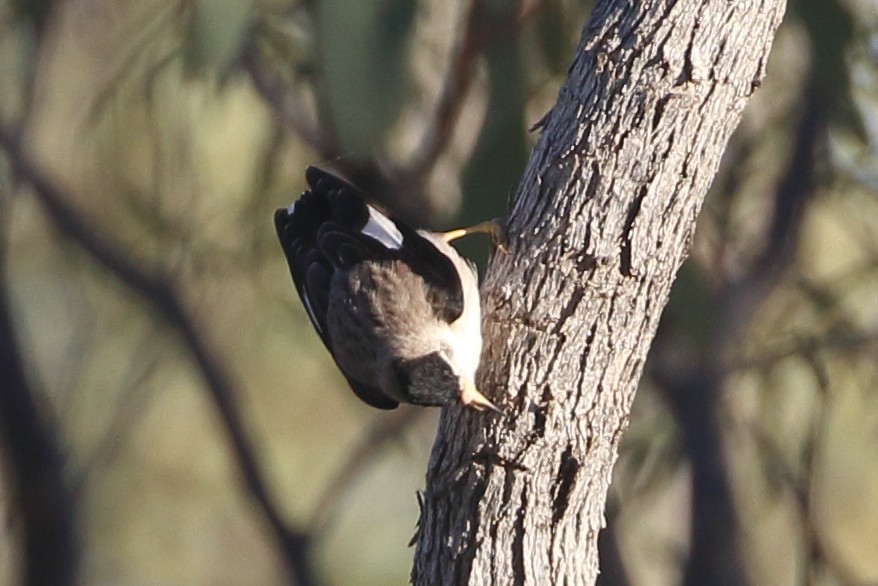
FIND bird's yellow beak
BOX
[460,378,502,414]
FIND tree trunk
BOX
[412,1,786,584]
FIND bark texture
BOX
[412,1,786,584]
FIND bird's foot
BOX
[441,218,508,252]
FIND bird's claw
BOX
[441,218,509,253]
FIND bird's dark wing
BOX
[274,207,333,348]
[345,378,399,410]
[275,194,398,410]
[302,166,464,322]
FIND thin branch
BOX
[69,328,164,499]
[727,330,878,371]
[0,125,316,586]
[307,408,424,536]
[241,3,533,225]
[86,2,185,122]
[404,1,483,177]
[405,0,545,178]
[0,197,78,586]
[516,0,550,24]
[241,41,336,160]
[241,39,434,223]
[746,354,863,586]
[717,75,826,347]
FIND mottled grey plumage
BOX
[275,167,498,411]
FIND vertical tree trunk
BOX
[412,1,786,584]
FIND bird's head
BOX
[389,350,500,412]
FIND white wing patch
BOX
[361,205,404,250]
[287,201,296,215]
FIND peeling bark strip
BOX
[412,1,785,585]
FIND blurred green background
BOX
[0,1,876,585]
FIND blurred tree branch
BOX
[652,70,826,586]
[0,125,315,586]
[405,0,485,178]
[717,75,825,345]
[0,200,77,586]
[242,0,535,226]
[748,346,871,585]
[596,500,631,586]
[307,408,424,537]
[68,329,163,499]
[241,40,334,161]
[242,33,438,225]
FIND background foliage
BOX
[0,1,876,585]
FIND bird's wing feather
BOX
[345,377,399,410]
[275,209,397,410]
[274,209,332,347]
[301,166,465,323]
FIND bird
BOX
[274,166,503,412]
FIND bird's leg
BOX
[460,379,503,414]
[441,218,507,250]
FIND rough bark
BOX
[412,1,786,585]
